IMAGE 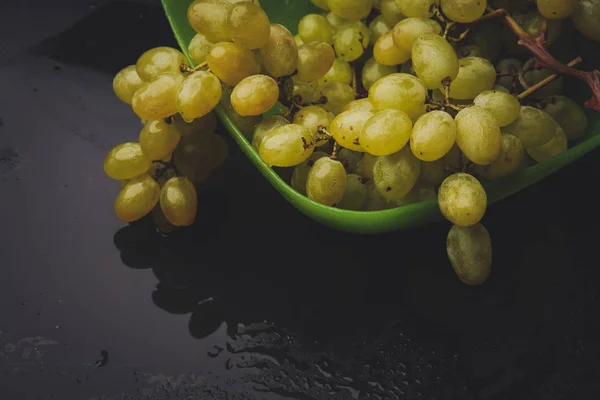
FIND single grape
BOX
[326,0,373,20]
[336,148,363,173]
[466,20,503,61]
[495,58,522,91]
[230,74,279,117]
[114,175,160,222]
[174,133,228,183]
[151,206,178,234]
[132,73,183,121]
[326,11,346,30]
[188,0,232,42]
[368,73,428,121]
[369,15,393,42]
[522,61,564,99]
[411,33,460,90]
[135,47,186,82]
[448,57,496,100]
[441,0,486,23]
[294,35,305,47]
[293,106,332,145]
[363,182,392,210]
[206,42,260,85]
[160,177,198,227]
[104,142,152,180]
[343,98,375,113]
[526,125,567,163]
[419,159,447,186]
[438,173,487,226]
[113,65,144,105]
[380,0,405,25]
[317,58,353,86]
[373,146,421,200]
[492,85,510,93]
[338,174,369,210]
[298,14,335,44]
[331,110,374,151]
[173,112,218,138]
[410,110,457,162]
[473,89,521,127]
[291,151,329,195]
[311,0,330,10]
[391,17,442,52]
[541,95,588,140]
[361,109,413,156]
[455,106,502,165]
[394,183,437,206]
[296,42,335,82]
[188,33,215,65]
[374,32,411,66]
[139,119,181,161]
[318,81,355,115]
[177,70,222,122]
[259,124,316,167]
[472,133,524,180]
[306,157,348,206]
[504,12,562,53]
[396,0,440,18]
[333,20,371,62]
[572,0,600,42]
[253,115,290,150]
[220,85,262,136]
[503,106,559,148]
[446,223,492,285]
[260,24,299,78]
[227,1,270,49]
[538,0,573,19]
[356,152,378,180]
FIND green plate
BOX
[161,0,600,234]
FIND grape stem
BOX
[180,61,207,74]
[330,141,339,160]
[517,57,583,101]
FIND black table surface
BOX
[2,1,600,399]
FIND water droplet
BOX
[225,358,233,370]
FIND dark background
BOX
[1,0,600,399]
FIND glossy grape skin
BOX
[396,0,440,18]
[455,106,502,165]
[296,42,335,82]
[220,85,262,136]
[357,152,377,180]
[135,47,186,81]
[537,0,573,19]
[361,109,413,156]
[173,112,217,138]
[363,182,392,210]
[441,0,487,23]
[337,174,369,210]
[326,0,373,20]
[188,33,214,65]
[410,111,457,162]
[411,33,460,90]
[227,1,270,49]
[259,124,316,167]
[343,98,375,113]
[177,71,222,122]
[114,175,160,222]
[230,75,279,117]
[252,115,290,150]
[503,106,559,148]
[373,146,421,200]
[392,17,442,52]
[132,73,183,121]
[104,142,152,180]
[188,0,232,42]
[206,42,260,86]
[160,177,198,227]
[362,58,397,91]
[293,106,332,143]
[113,65,144,105]
[326,11,346,30]
[572,0,600,42]
[438,173,487,227]
[541,95,588,140]
[259,24,298,78]
[318,58,353,86]
[473,133,524,180]
[336,148,363,174]
[306,157,348,206]
[139,120,181,161]
[447,223,492,285]
[368,73,428,120]
[369,15,393,42]
[330,110,374,152]
[318,82,355,115]
[333,20,371,62]
[298,14,335,44]
[473,89,521,127]
[448,57,496,100]
[374,32,411,66]
[311,0,330,9]
[380,0,405,25]
[291,151,329,195]
[526,125,567,163]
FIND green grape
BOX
[253,115,290,150]
[160,177,198,227]
[526,125,567,163]
[394,184,437,206]
[410,110,457,162]
[374,32,411,66]
[326,11,346,30]
[503,106,559,148]
[318,82,355,115]
[113,65,144,105]
[259,124,316,167]
[411,33,459,90]
[573,0,600,42]
[472,133,524,180]
[473,90,521,127]
[446,223,492,285]
[362,57,397,91]
[104,142,152,180]
[135,47,186,82]
[391,17,442,52]
[441,0,486,23]
[357,152,377,179]
[294,35,305,47]
[438,173,487,226]
[522,60,563,99]
[504,12,562,53]
[396,0,440,18]
[326,0,373,20]
[293,79,320,105]
[230,74,279,117]
[331,110,374,151]
[538,0,574,19]
[380,0,405,25]
[151,206,178,234]
[466,21,502,61]
[206,42,260,85]
[296,42,335,82]
[174,134,226,184]
[419,159,447,186]
[132,73,183,121]
[343,98,375,113]
[338,174,369,210]
[177,70,222,122]
[363,182,392,210]
[226,1,270,49]
[492,85,510,93]
[455,106,502,165]
[369,15,393,42]
[220,85,262,136]
[173,112,218,138]
[188,0,232,42]
[360,109,412,156]
[311,0,330,10]
[448,57,496,100]
[333,20,371,62]
[114,175,160,222]
[336,148,363,173]
[306,157,348,206]
[368,73,428,121]
[291,151,329,195]
[495,58,521,91]
[317,58,353,86]
[293,105,332,145]
[442,142,461,171]
[298,14,335,44]
[139,119,181,161]
[541,95,588,140]
[373,146,421,200]
[459,44,484,58]
[188,33,215,65]
[260,24,298,78]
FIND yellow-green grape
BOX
[135,47,186,82]
[333,20,371,62]
[343,98,375,113]
[360,109,412,156]
[188,33,214,65]
[220,85,262,136]
[326,11,346,30]
[306,157,348,206]
[293,106,332,145]
[173,112,218,138]
[151,206,178,234]
[331,110,374,152]
[227,1,270,49]
[380,0,405,25]
[260,24,298,78]
[537,0,573,19]
[446,223,492,285]
[259,124,315,167]
[296,42,335,82]
[338,174,369,210]
[311,0,330,10]
[373,32,411,66]
[411,33,459,90]
[177,70,222,122]
[522,62,563,99]
[230,75,278,117]
[357,152,378,179]
[394,184,437,206]
[187,0,232,42]
[369,15,392,42]
[526,125,567,163]
[298,14,335,44]
[448,57,496,100]
[113,65,144,105]
[252,115,290,150]
[410,110,457,162]
[442,142,461,171]
[291,151,329,195]
[373,146,421,200]
[114,175,160,222]
[473,90,521,127]
[503,106,559,148]
[441,0,486,23]
[368,73,428,120]
[438,173,486,226]
[363,182,392,210]
[159,177,198,227]
[459,44,484,58]
[132,73,183,121]
[419,159,447,186]
[455,107,502,165]
[541,95,588,140]
[466,22,502,61]
[396,0,440,18]
[173,135,219,184]
[336,148,363,173]
[104,142,152,180]
[391,17,442,52]
[326,0,373,20]
[318,82,355,115]
[317,58,353,86]
[492,84,510,93]
[573,0,600,42]
[495,58,521,91]
[206,42,260,86]
[362,57,397,91]
[293,79,320,105]
[294,35,305,46]
[139,120,181,161]
[473,133,524,180]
